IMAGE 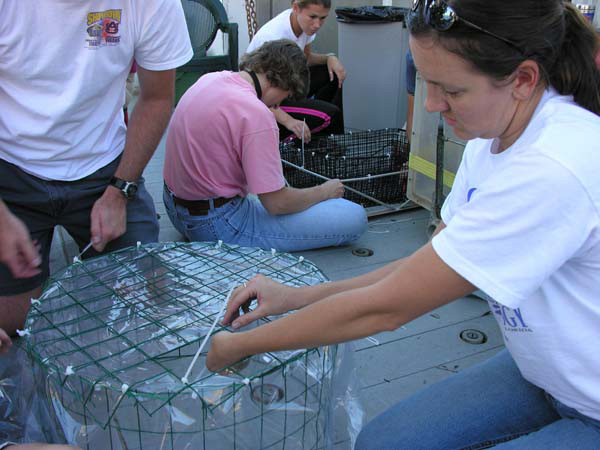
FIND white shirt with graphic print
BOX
[0,0,192,181]
[246,8,316,53]
[432,88,600,421]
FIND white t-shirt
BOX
[432,88,600,420]
[246,9,315,53]
[0,1,193,181]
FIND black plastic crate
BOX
[280,128,409,208]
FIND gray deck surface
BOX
[39,133,504,448]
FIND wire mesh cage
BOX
[24,242,360,449]
[280,128,410,208]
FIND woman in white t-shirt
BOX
[247,0,346,142]
[208,0,600,448]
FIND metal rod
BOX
[341,171,404,183]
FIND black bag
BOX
[335,6,407,23]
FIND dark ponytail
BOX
[408,0,600,115]
[550,3,600,115]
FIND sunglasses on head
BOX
[410,0,524,54]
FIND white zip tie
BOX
[298,256,304,262]
[215,240,223,249]
[65,365,75,376]
[271,248,276,256]
[31,298,41,306]
[366,336,379,346]
[181,285,233,384]
[16,329,30,337]
[121,384,129,394]
[136,241,141,249]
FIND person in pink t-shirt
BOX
[163,39,366,252]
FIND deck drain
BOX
[251,383,284,405]
[352,248,374,257]
[459,329,487,345]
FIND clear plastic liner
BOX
[3,242,365,449]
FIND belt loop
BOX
[209,198,215,210]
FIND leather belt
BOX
[164,184,233,216]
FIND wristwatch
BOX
[109,176,138,200]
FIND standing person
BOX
[163,39,367,252]
[207,0,600,448]
[405,50,417,143]
[247,0,346,142]
[0,1,193,336]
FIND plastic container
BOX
[336,7,410,131]
[406,72,466,216]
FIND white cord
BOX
[301,118,306,168]
[181,285,233,384]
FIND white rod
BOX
[181,285,233,384]
[301,118,306,168]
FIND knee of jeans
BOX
[343,202,368,237]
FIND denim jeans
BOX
[163,188,367,252]
[355,349,600,450]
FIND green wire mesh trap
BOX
[24,242,355,449]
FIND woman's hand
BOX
[318,179,345,200]
[206,331,245,372]
[0,328,13,355]
[326,55,346,88]
[222,275,295,329]
[285,118,311,142]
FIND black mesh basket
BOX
[280,128,410,208]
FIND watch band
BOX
[109,176,138,200]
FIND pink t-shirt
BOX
[164,71,285,200]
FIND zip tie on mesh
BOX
[181,285,233,385]
[271,248,276,256]
[65,365,75,376]
[136,241,141,249]
[121,384,129,394]
[16,329,30,337]
[31,298,41,306]
[366,336,379,346]
[215,240,223,249]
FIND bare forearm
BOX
[272,107,293,127]
[229,285,398,359]
[287,224,446,310]
[287,258,407,309]
[114,96,172,180]
[307,51,329,66]
[260,185,327,215]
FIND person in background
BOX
[405,50,417,143]
[246,0,346,143]
[207,0,600,448]
[0,1,193,336]
[163,39,367,252]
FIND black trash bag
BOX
[335,6,408,23]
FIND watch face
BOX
[124,182,138,199]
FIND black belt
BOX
[164,184,233,216]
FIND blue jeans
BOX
[163,187,367,252]
[355,349,600,450]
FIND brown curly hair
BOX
[239,39,309,100]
